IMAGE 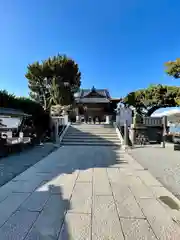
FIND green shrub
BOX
[0,90,50,136]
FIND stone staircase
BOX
[61,124,121,146]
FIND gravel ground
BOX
[128,143,180,198]
[0,143,57,187]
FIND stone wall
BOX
[129,115,168,145]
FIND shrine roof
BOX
[74,87,111,102]
[78,97,110,103]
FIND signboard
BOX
[116,105,132,127]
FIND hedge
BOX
[0,90,50,134]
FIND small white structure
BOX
[116,102,133,127]
[105,115,110,124]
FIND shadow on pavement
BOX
[0,143,57,187]
[0,124,127,239]
[0,185,70,240]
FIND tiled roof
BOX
[74,88,111,100]
[78,98,110,103]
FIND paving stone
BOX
[33,165,57,173]
[1,137,180,239]
[7,177,44,193]
[128,176,154,199]
[128,146,180,200]
[107,168,121,182]
[121,218,157,239]
[92,195,124,240]
[126,160,143,169]
[58,213,91,240]
[0,209,39,240]
[13,167,39,181]
[37,171,78,199]
[77,169,93,182]
[14,170,58,183]
[119,168,136,176]
[93,168,111,195]
[0,184,12,203]
[139,198,180,239]
[135,170,162,187]
[0,143,56,187]
[25,194,68,240]
[0,193,8,203]
[69,182,92,214]
[131,163,145,170]
[0,192,30,227]
[20,191,50,212]
[150,187,180,231]
[111,182,144,218]
[33,172,57,181]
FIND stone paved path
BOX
[128,144,180,199]
[0,143,56,187]
[0,145,180,239]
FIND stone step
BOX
[71,124,113,127]
[66,132,117,136]
[61,142,121,146]
[67,132,116,135]
[69,128,115,131]
[69,128,115,130]
[63,136,119,140]
[65,135,118,139]
[62,139,121,143]
[70,128,114,131]
[69,126,114,129]
[66,131,116,135]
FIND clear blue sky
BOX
[1,0,180,98]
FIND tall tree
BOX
[123,85,180,116]
[25,54,81,110]
[165,58,180,78]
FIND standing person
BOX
[85,114,88,123]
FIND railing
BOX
[143,117,162,126]
[59,116,66,126]
[116,122,132,146]
[51,115,69,143]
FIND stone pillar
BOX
[106,115,110,124]
[76,115,80,122]
[55,120,59,143]
[116,114,120,125]
[64,114,69,125]
[162,115,167,148]
[124,120,128,147]
[19,132,23,142]
[129,124,135,147]
[75,107,80,122]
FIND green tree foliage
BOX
[25,54,81,110]
[0,90,43,115]
[123,85,180,116]
[0,90,50,133]
[165,58,180,78]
